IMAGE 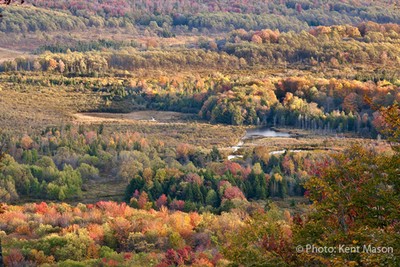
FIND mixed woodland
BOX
[0,0,399,266]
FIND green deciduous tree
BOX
[295,144,400,266]
[223,205,295,266]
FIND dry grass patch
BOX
[0,84,103,133]
[0,47,27,63]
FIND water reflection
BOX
[228,128,292,160]
[245,128,291,138]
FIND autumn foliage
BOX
[0,201,246,266]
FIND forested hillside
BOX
[1,0,400,33]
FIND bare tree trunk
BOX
[0,239,3,267]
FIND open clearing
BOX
[74,110,195,124]
[0,86,102,133]
[0,47,27,63]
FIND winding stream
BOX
[228,128,295,160]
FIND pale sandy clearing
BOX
[0,47,27,63]
[73,110,194,124]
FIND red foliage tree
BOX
[137,191,149,209]
[156,194,168,209]
[184,173,202,185]
[34,202,49,214]
[223,186,246,201]
[4,249,25,267]
[158,247,195,267]
[169,199,185,211]
[223,161,242,176]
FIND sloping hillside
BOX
[1,0,400,34]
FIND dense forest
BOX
[2,0,400,33]
[0,0,400,266]
[4,22,400,77]
[0,119,322,206]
